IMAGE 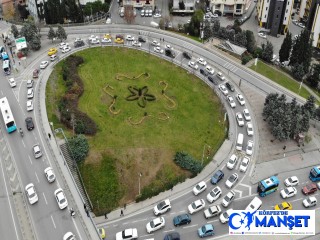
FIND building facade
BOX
[210,0,252,15]
[122,0,154,8]
[172,0,196,13]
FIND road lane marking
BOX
[207,219,219,223]
[28,155,32,165]
[234,189,242,198]
[22,139,26,148]
[132,218,148,223]
[249,163,255,176]
[51,215,56,228]
[140,234,153,238]
[35,171,39,182]
[163,229,175,233]
[182,224,198,229]
[43,192,48,205]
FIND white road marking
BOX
[28,155,32,165]
[239,183,252,196]
[249,163,255,176]
[132,218,148,223]
[50,215,56,229]
[182,224,198,229]
[163,229,175,233]
[35,171,39,183]
[234,189,243,198]
[140,234,153,238]
[42,192,48,205]
[22,139,26,148]
[207,219,219,223]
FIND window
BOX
[276,14,279,18]
[285,17,287,20]
[278,7,280,10]
[286,9,288,13]
[266,7,268,10]
[265,14,267,18]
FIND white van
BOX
[245,197,262,212]
[236,133,244,150]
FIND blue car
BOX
[198,224,214,238]
[173,213,191,226]
[211,170,224,184]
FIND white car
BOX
[27,88,34,99]
[284,176,299,187]
[165,44,173,50]
[59,42,69,49]
[236,93,245,105]
[63,232,75,240]
[246,140,254,156]
[236,112,244,127]
[225,173,239,188]
[44,167,56,183]
[303,196,317,208]
[116,228,138,240]
[193,181,207,195]
[146,217,165,233]
[280,187,297,199]
[40,61,49,69]
[132,41,141,47]
[243,109,251,121]
[8,78,16,87]
[54,188,68,209]
[25,183,38,205]
[204,205,221,219]
[151,40,160,46]
[227,154,238,170]
[188,199,205,214]
[227,95,236,108]
[154,13,162,18]
[101,38,112,43]
[90,38,100,44]
[246,122,254,136]
[153,199,171,215]
[188,61,199,70]
[217,72,225,81]
[27,79,33,88]
[27,100,34,111]
[50,54,57,61]
[206,186,222,203]
[258,32,267,38]
[33,144,42,158]
[88,35,98,41]
[154,47,164,54]
[196,57,207,66]
[220,208,233,223]
[222,190,236,207]
[62,46,71,53]
[218,84,228,96]
[126,35,135,41]
[205,65,214,75]
[239,156,250,172]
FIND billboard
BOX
[15,37,27,51]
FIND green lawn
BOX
[46,47,226,215]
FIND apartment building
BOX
[210,0,252,16]
[172,0,196,13]
[122,0,154,8]
[256,0,294,36]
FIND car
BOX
[63,232,75,240]
[132,41,141,47]
[114,37,124,44]
[54,188,68,209]
[27,100,34,111]
[25,117,34,130]
[33,69,40,78]
[227,95,236,108]
[59,42,69,49]
[164,232,180,240]
[222,190,236,207]
[225,173,239,188]
[99,228,106,239]
[274,201,292,210]
[188,199,205,214]
[317,182,320,189]
[101,38,112,43]
[88,35,98,41]
[165,49,176,58]
[62,46,71,53]
[188,61,198,70]
[205,65,214,75]
[32,144,42,158]
[243,109,251,121]
[151,40,160,46]
[211,170,224,184]
[44,167,56,183]
[40,61,49,69]
[280,187,297,198]
[227,154,238,170]
[173,213,191,226]
[74,39,85,48]
[198,224,214,237]
[206,186,222,203]
[236,93,245,105]
[218,84,228,96]
[126,35,135,41]
[292,19,298,25]
[298,22,305,28]
[116,228,138,240]
[183,51,192,59]
[154,47,164,54]
[48,48,57,56]
[208,76,218,85]
[302,183,317,195]
[284,176,299,187]
[50,54,57,61]
[104,34,112,39]
[217,72,225,81]
[90,38,100,44]
[165,44,173,50]
[246,122,254,136]
[196,57,207,66]
[225,82,235,92]
[200,69,208,76]
[138,36,146,42]
[25,183,38,204]
[240,156,251,172]
[27,88,34,99]
[146,217,165,233]
[246,140,254,156]
[154,13,162,18]
[236,112,244,127]
[212,14,219,18]
[153,199,171,215]
[193,181,207,195]
[204,205,221,219]
[220,208,233,223]
[302,196,317,208]
[27,79,34,88]
[8,77,16,87]
[258,32,267,38]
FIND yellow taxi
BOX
[114,38,124,44]
[48,48,57,56]
[104,34,112,39]
[98,228,106,239]
[274,202,293,210]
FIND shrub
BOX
[67,134,89,162]
[241,54,252,65]
[253,47,263,58]
[173,152,203,176]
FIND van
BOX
[245,197,262,212]
[236,133,244,150]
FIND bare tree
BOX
[124,5,135,24]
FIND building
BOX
[210,0,252,16]
[299,0,320,48]
[256,0,294,36]
[122,0,154,9]
[172,0,196,14]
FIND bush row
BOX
[173,152,203,177]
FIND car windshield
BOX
[242,161,247,166]
[201,226,207,232]
[29,192,35,198]
[247,145,252,150]
[222,211,229,218]
[284,189,290,194]
[230,175,236,181]
[307,198,312,204]
[224,195,230,201]
[157,201,165,209]
[192,202,197,209]
[288,178,293,183]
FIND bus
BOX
[1,52,9,61]
[3,60,10,75]
[0,97,17,133]
[257,176,279,197]
[309,166,320,182]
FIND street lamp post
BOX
[201,144,211,166]
[138,172,142,195]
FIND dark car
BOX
[225,82,235,92]
[214,10,222,16]
[302,183,317,195]
[33,69,39,78]
[211,170,224,184]
[138,36,146,43]
[173,214,191,226]
[74,40,85,48]
[25,117,34,131]
[208,76,218,85]
[200,69,208,76]
[183,51,192,60]
[165,49,176,58]
[164,231,180,240]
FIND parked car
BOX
[302,183,317,195]
[164,232,180,240]
[188,61,198,70]
[274,201,292,210]
[227,154,238,170]
[303,196,317,208]
[132,41,142,47]
[227,95,236,108]
[220,208,233,223]
[211,170,224,184]
[146,217,165,233]
[165,49,176,58]
[281,187,297,198]
[183,51,192,59]
[204,205,221,219]
[173,213,191,226]
[218,84,228,95]
[116,228,138,240]
[236,93,246,105]
[225,173,239,188]
[138,36,146,42]
[246,122,254,136]
[240,156,250,172]
[198,224,214,238]
[193,181,207,195]
[243,109,251,121]
[225,82,235,92]
[206,65,215,75]
[236,112,245,127]
[200,69,208,76]
[188,199,205,214]
[246,140,254,156]
[196,57,207,66]
[154,47,164,54]
[222,190,236,207]
[206,186,222,203]
[153,199,171,215]
[284,176,299,187]
[208,76,218,85]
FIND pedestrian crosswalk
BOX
[223,62,238,73]
[138,31,150,37]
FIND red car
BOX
[33,69,39,78]
[302,183,317,195]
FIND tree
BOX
[29,35,41,50]
[303,95,316,119]
[307,64,320,89]
[124,5,135,24]
[261,41,273,62]
[279,32,292,62]
[291,63,306,80]
[203,20,212,40]
[11,24,19,38]
[218,27,227,39]
[56,25,67,42]
[233,19,242,34]
[235,31,247,47]
[246,30,256,54]
[67,134,89,162]
[47,26,56,43]
[212,20,220,35]
[187,10,204,36]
